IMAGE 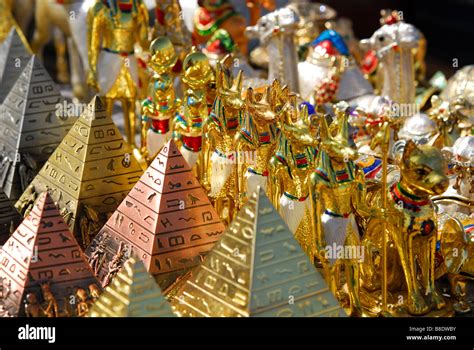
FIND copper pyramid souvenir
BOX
[171,187,345,317]
[0,28,32,103]
[87,256,175,317]
[0,187,20,245]
[0,55,76,202]
[86,139,225,291]
[15,96,144,248]
[0,192,101,317]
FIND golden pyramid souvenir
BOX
[15,96,144,248]
[0,56,76,202]
[171,187,345,317]
[0,187,20,245]
[0,192,101,317]
[87,256,175,317]
[86,139,225,291]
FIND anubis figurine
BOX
[270,101,318,261]
[309,102,363,316]
[202,56,244,225]
[234,81,285,208]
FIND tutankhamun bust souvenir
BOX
[87,0,150,149]
[202,57,244,225]
[141,37,180,162]
[174,50,214,175]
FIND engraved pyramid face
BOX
[14,96,144,246]
[86,139,225,291]
[0,192,100,317]
[88,257,175,317]
[0,55,76,201]
[171,188,345,317]
[0,28,31,103]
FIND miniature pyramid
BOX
[0,55,76,202]
[87,256,175,317]
[171,187,345,317]
[15,96,144,247]
[86,139,225,290]
[0,28,32,103]
[0,192,101,317]
[0,187,20,244]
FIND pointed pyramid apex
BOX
[88,256,175,317]
[148,138,192,176]
[158,139,181,158]
[86,134,225,290]
[0,29,32,103]
[4,27,32,53]
[171,186,345,317]
[0,192,101,317]
[2,27,31,53]
[80,95,108,124]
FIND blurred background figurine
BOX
[193,0,275,55]
[87,0,150,151]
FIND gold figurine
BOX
[87,0,150,149]
[270,102,318,262]
[309,102,363,316]
[202,56,244,225]
[141,37,180,162]
[174,50,214,177]
[357,140,449,315]
[234,81,284,208]
[154,0,192,69]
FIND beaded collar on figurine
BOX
[390,183,430,213]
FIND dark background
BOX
[320,0,474,77]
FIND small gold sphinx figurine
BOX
[174,50,214,177]
[141,37,180,162]
[202,56,244,225]
[87,0,150,149]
